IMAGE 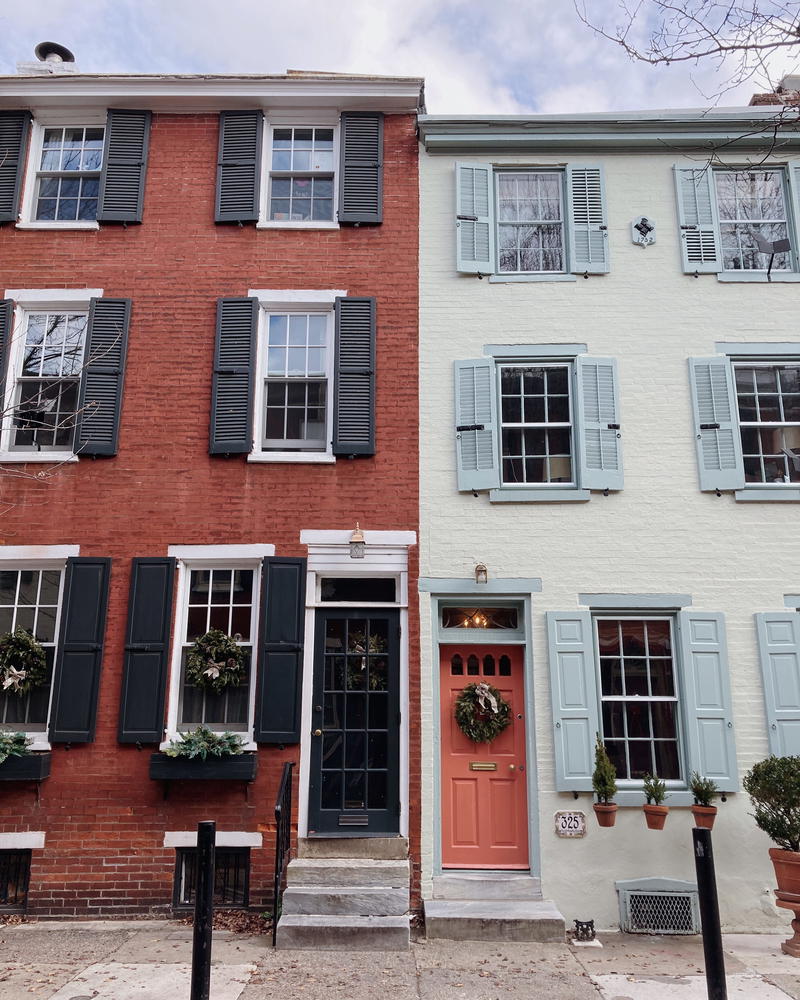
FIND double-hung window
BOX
[268,127,335,223]
[456,163,609,278]
[547,607,738,803]
[33,126,104,222]
[454,348,622,500]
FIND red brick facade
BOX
[0,99,420,916]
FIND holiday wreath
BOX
[0,628,48,696]
[454,682,511,743]
[185,629,247,694]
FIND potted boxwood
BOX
[0,731,50,782]
[592,734,618,827]
[642,773,669,829]
[743,755,800,897]
[149,726,257,782]
[689,772,719,829]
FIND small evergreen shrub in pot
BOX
[743,755,800,895]
[592,734,618,828]
[689,772,719,829]
[642,773,669,829]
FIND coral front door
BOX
[440,644,529,869]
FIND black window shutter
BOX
[50,557,111,743]
[0,111,31,224]
[338,112,383,225]
[0,299,13,392]
[215,111,263,223]
[210,297,258,454]
[97,109,151,223]
[333,296,376,456]
[75,298,131,456]
[255,557,306,744]
[118,558,176,743]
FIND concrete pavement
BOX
[0,920,798,999]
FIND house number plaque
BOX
[555,811,587,838]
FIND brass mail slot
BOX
[469,761,497,771]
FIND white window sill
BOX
[717,272,800,283]
[18,738,51,752]
[256,221,339,230]
[16,221,100,231]
[488,273,577,284]
[489,487,590,503]
[248,452,335,464]
[0,452,78,464]
[735,487,800,502]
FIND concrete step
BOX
[432,872,542,901]
[424,899,566,943]
[282,885,409,916]
[286,857,410,888]
[298,837,408,860]
[276,913,410,951]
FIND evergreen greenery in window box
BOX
[0,732,51,781]
[592,734,618,828]
[689,772,719,829]
[0,628,47,696]
[642,773,669,830]
[150,727,257,781]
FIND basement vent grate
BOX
[616,878,700,935]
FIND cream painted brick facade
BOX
[418,132,800,930]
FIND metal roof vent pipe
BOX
[17,42,79,76]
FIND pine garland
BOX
[454,682,511,743]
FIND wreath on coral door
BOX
[454,682,511,743]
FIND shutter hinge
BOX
[457,214,478,222]
[700,423,721,430]
[457,424,484,432]
[607,423,620,430]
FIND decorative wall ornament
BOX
[631,216,655,247]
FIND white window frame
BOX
[161,544,275,750]
[495,168,567,276]
[733,358,800,487]
[17,114,106,230]
[0,544,79,750]
[248,289,345,464]
[712,167,797,274]
[0,289,102,464]
[257,112,339,230]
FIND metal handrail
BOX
[272,760,295,947]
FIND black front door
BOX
[308,609,400,834]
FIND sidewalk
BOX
[0,920,797,1000]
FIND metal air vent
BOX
[616,877,700,935]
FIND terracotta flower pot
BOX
[690,804,717,829]
[770,848,800,896]
[593,802,618,828]
[643,804,669,830]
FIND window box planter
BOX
[0,753,51,782]
[149,753,258,782]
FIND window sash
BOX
[35,127,104,223]
[496,171,565,274]
[714,169,793,272]
[268,126,335,222]
[734,361,800,484]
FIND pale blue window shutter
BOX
[546,611,598,792]
[787,165,800,271]
[455,162,494,274]
[679,611,738,792]
[453,359,500,491]
[688,356,745,491]
[575,355,623,490]
[566,165,609,274]
[674,167,722,273]
[755,612,800,756]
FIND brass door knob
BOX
[509,764,516,771]
[313,729,323,737]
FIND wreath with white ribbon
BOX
[0,628,48,697]
[454,682,512,743]
[185,629,246,694]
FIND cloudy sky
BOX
[0,0,797,114]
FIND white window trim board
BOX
[0,832,45,849]
[5,289,103,305]
[301,530,417,547]
[247,290,346,305]
[0,544,78,561]
[167,544,275,560]
[164,831,262,848]
[484,344,587,359]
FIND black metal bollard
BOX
[190,821,216,1000]
[693,827,727,1000]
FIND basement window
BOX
[0,850,31,911]
[173,848,250,909]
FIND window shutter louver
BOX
[688,356,745,491]
[566,165,610,274]
[209,297,258,454]
[0,111,30,224]
[75,298,131,456]
[575,355,623,490]
[215,111,263,223]
[333,296,376,456]
[0,299,13,393]
[97,109,151,223]
[756,612,800,756]
[454,358,500,492]
[678,611,738,792]
[546,611,598,792]
[338,112,383,224]
[118,558,176,744]
[255,557,306,744]
[50,557,111,743]
[455,162,495,273]
[674,167,722,273]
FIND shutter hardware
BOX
[457,424,484,432]
[700,423,721,430]
[607,423,620,430]
[457,214,478,222]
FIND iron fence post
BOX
[693,827,727,1000]
[190,820,215,1000]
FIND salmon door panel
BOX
[440,645,529,869]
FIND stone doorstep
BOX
[432,872,543,901]
[286,857,410,888]
[275,913,410,951]
[424,899,566,943]
[282,884,410,916]
[297,836,409,860]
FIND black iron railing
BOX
[272,760,295,947]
